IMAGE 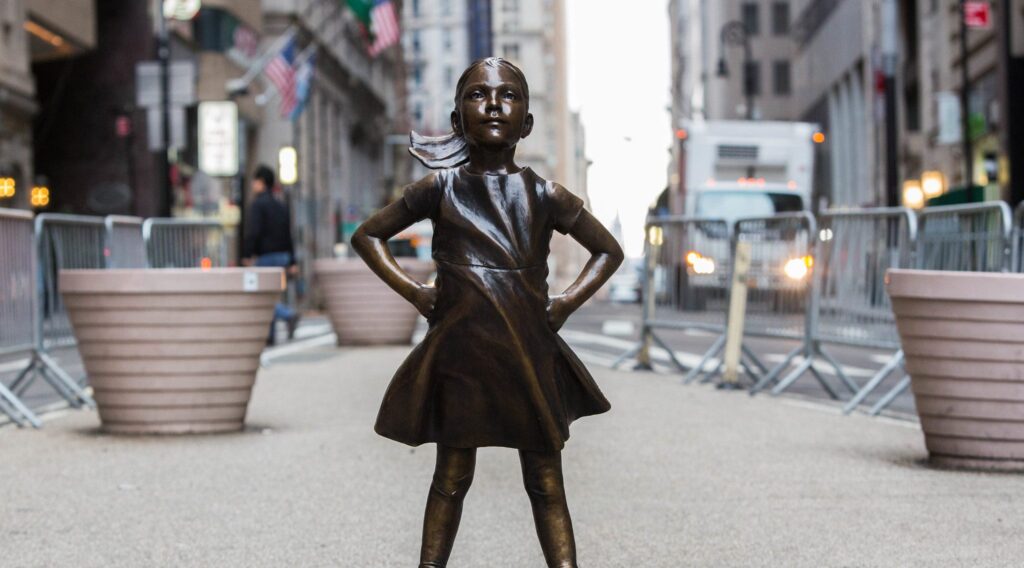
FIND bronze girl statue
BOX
[352,57,624,568]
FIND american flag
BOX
[264,35,298,118]
[368,0,400,57]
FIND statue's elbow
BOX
[608,242,625,270]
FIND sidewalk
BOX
[2,344,1022,567]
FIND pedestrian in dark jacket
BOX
[244,164,299,344]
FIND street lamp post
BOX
[157,3,172,217]
[717,21,754,120]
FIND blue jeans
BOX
[256,252,296,323]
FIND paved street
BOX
[3,340,1023,567]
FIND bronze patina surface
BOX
[352,57,623,568]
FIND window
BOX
[502,0,519,12]
[412,0,420,17]
[503,43,520,61]
[412,30,421,54]
[503,17,519,32]
[445,66,454,87]
[772,60,790,95]
[443,29,452,51]
[741,3,759,36]
[413,102,423,126]
[412,64,422,87]
[441,0,451,16]
[744,60,761,96]
[771,2,789,35]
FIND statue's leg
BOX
[419,445,477,568]
[519,449,578,568]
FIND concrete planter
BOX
[888,269,1024,470]
[60,268,284,434]
[314,258,434,345]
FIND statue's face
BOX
[453,64,533,150]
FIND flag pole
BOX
[226,0,331,96]
[257,1,345,106]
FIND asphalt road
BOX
[2,344,1021,567]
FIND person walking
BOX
[244,164,299,345]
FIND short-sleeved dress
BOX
[374,166,611,452]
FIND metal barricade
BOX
[104,215,146,268]
[915,202,1012,272]
[9,214,99,411]
[1012,203,1024,273]
[0,209,42,427]
[143,218,229,268]
[762,208,917,410]
[614,216,731,377]
[731,213,851,395]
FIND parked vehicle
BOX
[677,119,820,295]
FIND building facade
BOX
[0,0,96,211]
[259,0,401,291]
[672,0,1024,209]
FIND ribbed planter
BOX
[314,258,434,345]
[60,268,284,434]
[888,269,1024,471]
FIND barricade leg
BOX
[14,354,95,409]
[868,375,911,416]
[683,335,725,384]
[610,342,643,369]
[842,350,904,414]
[39,353,95,408]
[817,345,859,394]
[0,382,41,427]
[749,345,802,394]
[649,331,688,373]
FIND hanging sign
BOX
[198,101,239,177]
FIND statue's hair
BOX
[409,57,530,170]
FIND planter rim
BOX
[887,269,1024,303]
[59,268,285,294]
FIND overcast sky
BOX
[566,0,672,258]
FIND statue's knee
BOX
[523,468,564,501]
[431,469,474,499]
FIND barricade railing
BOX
[104,215,146,268]
[915,202,1012,272]
[9,214,100,413]
[614,216,732,376]
[0,209,43,427]
[755,208,917,410]
[1012,203,1024,273]
[731,212,852,396]
[143,218,229,269]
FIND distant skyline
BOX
[565,0,671,257]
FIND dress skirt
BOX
[374,260,611,452]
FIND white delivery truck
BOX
[681,119,817,221]
[673,119,821,301]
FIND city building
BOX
[0,0,96,211]
[257,0,401,290]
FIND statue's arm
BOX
[351,176,437,317]
[548,209,625,331]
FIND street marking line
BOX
[561,330,715,369]
[762,353,876,378]
[0,358,31,374]
[261,333,338,367]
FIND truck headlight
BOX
[686,251,716,275]
[783,256,813,280]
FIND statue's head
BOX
[410,57,533,169]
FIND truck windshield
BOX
[695,191,804,224]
